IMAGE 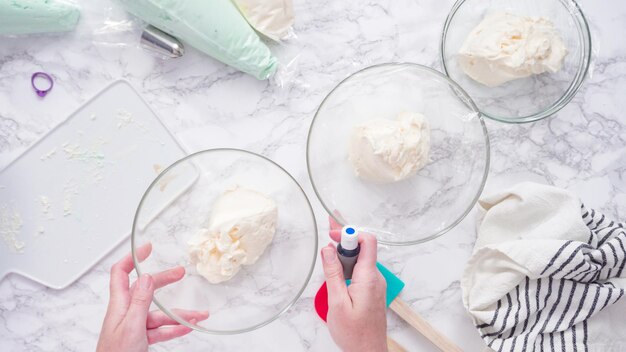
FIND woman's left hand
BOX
[96,243,209,352]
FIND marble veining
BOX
[1,0,625,351]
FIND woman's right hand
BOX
[321,217,388,352]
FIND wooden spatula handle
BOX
[389,298,463,352]
[386,336,407,352]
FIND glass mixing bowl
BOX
[307,63,490,246]
[441,0,591,123]
[131,149,318,334]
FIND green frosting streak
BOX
[0,0,80,35]
[118,0,278,80]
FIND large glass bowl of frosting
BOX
[307,63,490,246]
[441,0,591,123]
[131,149,318,334]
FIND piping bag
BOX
[117,0,278,80]
[0,0,80,35]
[314,221,463,352]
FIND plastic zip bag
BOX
[232,0,295,42]
[0,0,80,35]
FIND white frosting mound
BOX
[188,187,277,284]
[348,112,430,184]
[458,12,568,87]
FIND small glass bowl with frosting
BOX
[131,149,318,334]
[307,63,490,246]
[440,0,592,123]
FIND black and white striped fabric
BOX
[473,205,625,351]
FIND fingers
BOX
[152,266,185,289]
[329,229,341,242]
[354,233,378,270]
[321,244,349,308]
[147,322,195,345]
[118,243,152,274]
[108,243,153,315]
[124,274,156,328]
[329,214,343,230]
[329,215,342,242]
[129,266,185,294]
[147,309,209,329]
[135,242,153,263]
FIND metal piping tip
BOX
[140,25,185,59]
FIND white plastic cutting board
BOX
[0,80,190,289]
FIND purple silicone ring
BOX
[31,72,54,97]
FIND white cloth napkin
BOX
[462,182,626,351]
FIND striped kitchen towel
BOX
[462,182,626,352]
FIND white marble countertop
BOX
[1,0,625,351]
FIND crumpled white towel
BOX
[462,182,626,351]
